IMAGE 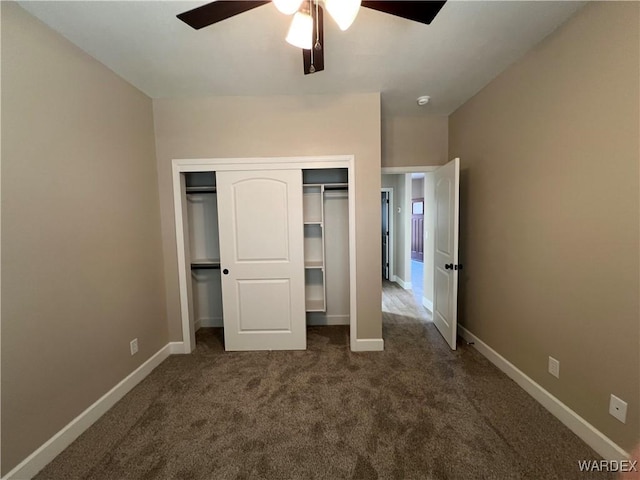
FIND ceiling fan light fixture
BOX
[286,11,313,50]
[325,0,361,31]
[273,0,304,15]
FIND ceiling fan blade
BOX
[177,1,270,30]
[361,0,446,25]
[303,5,324,75]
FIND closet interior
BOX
[184,168,350,342]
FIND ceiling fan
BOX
[177,0,447,75]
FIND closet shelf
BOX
[303,221,323,226]
[304,261,324,269]
[305,299,325,312]
[302,182,348,190]
[191,259,221,269]
[186,186,217,194]
[323,183,348,190]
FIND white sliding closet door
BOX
[217,169,306,351]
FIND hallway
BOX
[410,259,424,306]
[382,279,430,323]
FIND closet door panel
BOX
[233,179,289,261]
[217,169,306,351]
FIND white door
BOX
[217,169,306,351]
[432,158,460,350]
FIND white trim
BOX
[172,156,360,352]
[347,158,358,352]
[306,314,350,326]
[395,277,412,290]
[351,338,384,352]
[173,165,195,353]
[422,297,433,313]
[458,326,630,461]
[174,155,354,171]
[381,187,394,281]
[381,166,438,174]
[2,344,173,480]
[168,342,186,355]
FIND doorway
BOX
[381,189,393,280]
[381,159,461,350]
[381,169,434,313]
[410,174,425,305]
[411,198,424,262]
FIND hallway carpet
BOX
[35,283,611,479]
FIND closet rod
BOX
[186,186,217,194]
[191,262,221,270]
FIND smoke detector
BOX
[417,96,430,106]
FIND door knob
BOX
[223,269,229,275]
[445,263,453,270]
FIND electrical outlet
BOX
[609,394,627,424]
[130,338,138,356]
[548,356,560,378]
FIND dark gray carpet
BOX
[35,282,612,479]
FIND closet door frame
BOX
[172,155,356,353]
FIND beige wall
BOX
[1,3,167,474]
[449,1,639,450]
[153,94,382,340]
[411,177,424,199]
[382,115,448,168]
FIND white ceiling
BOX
[18,1,586,116]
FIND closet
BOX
[185,172,222,330]
[183,167,350,351]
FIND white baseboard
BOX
[422,297,433,312]
[351,338,384,352]
[458,326,629,461]
[307,314,350,326]
[2,344,173,480]
[395,278,412,290]
[168,341,186,354]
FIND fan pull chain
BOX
[314,0,321,51]
[309,0,315,73]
